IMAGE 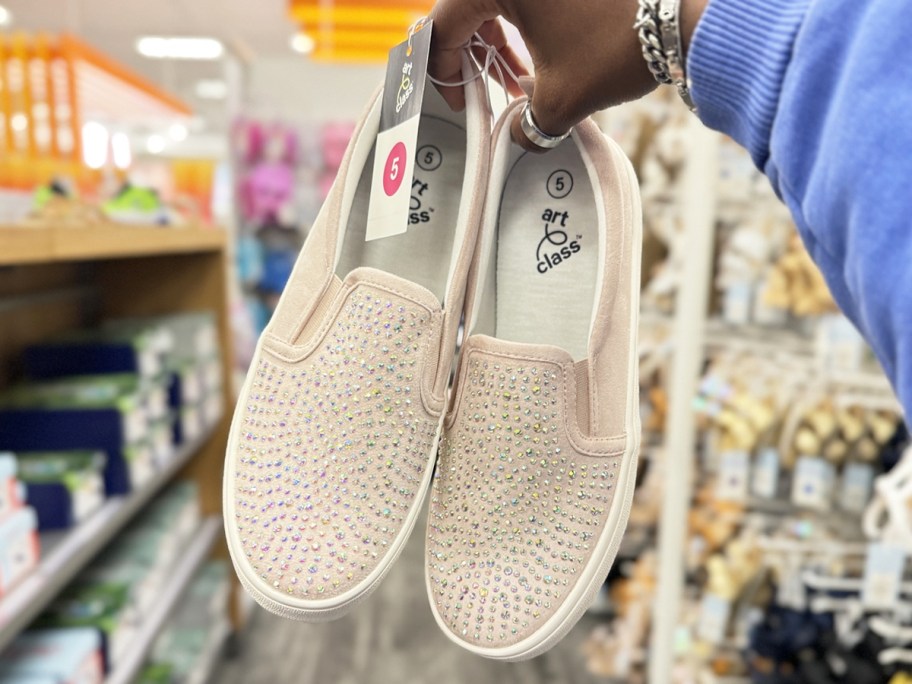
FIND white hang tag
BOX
[365,20,432,242]
[816,314,866,372]
[673,625,693,657]
[840,462,875,513]
[862,542,907,610]
[791,456,834,510]
[752,447,780,499]
[777,564,808,611]
[716,450,750,502]
[697,593,731,644]
[722,282,753,325]
[701,428,721,473]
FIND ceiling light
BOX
[146,134,166,154]
[10,113,27,132]
[0,6,11,27]
[136,36,224,60]
[290,32,315,55]
[195,79,228,100]
[82,122,109,170]
[168,123,188,142]
[112,132,131,169]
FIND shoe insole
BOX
[494,139,599,360]
[335,105,467,304]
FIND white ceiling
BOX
[2,0,298,117]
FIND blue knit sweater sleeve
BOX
[688,0,912,420]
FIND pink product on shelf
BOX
[232,119,265,166]
[233,119,300,167]
[321,121,355,170]
[264,124,299,165]
[238,162,296,227]
[0,506,39,596]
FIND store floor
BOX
[215,513,604,684]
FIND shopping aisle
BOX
[216,512,603,684]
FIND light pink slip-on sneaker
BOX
[225,66,490,622]
[425,98,642,660]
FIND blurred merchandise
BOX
[0,508,39,596]
[102,184,173,226]
[0,628,103,684]
[14,451,106,530]
[1,5,911,683]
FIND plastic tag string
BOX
[407,18,522,113]
[430,34,522,113]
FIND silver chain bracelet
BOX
[634,0,696,111]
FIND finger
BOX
[472,19,528,97]
[466,41,520,89]
[434,70,467,111]
[509,80,581,153]
[529,73,578,137]
[510,113,547,154]
[495,44,528,97]
[496,44,529,97]
[429,0,499,110]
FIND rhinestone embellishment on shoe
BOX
[427,353,620,646]
[232,286,439,599]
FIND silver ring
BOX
[520,101,570,149]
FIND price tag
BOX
[365,20,432,242]
[716,450,750,502]
[673,625,693,656]
[702,429,721,472]
[777,565,807,611]
[791,456,834,510]
[723,282,753,325]
[752,447,780,499]
[73,473,104,522]
[139,348,161,378]
[123,408,148,444]
[840,462,875,513]
[862,543,906,610]
[816,314,865,372]
[697,593,731,644]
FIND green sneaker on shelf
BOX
[103,184,172,225]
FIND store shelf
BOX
[0,423,219,652]
[186,619,231,684]
[105,516,221,684]
[0,223,225,266]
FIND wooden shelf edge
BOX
[0,422,222,653]
[104,517,222,684]
[0,225,225,266]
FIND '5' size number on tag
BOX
[383,142,407,196]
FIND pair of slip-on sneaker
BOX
[223,66,642,661]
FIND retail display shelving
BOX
[0,223,225,267]
[104,516,222,684]
[0,424,220,653]
[648,118,720,684]
[0,220,238,658]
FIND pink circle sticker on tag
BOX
[383,142,407,196]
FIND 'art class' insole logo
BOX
[536,169,581,274]
[536,208,581,274]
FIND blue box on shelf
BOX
[23,328,163,381]
[14,451,106,530]
[0,378,148,495]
